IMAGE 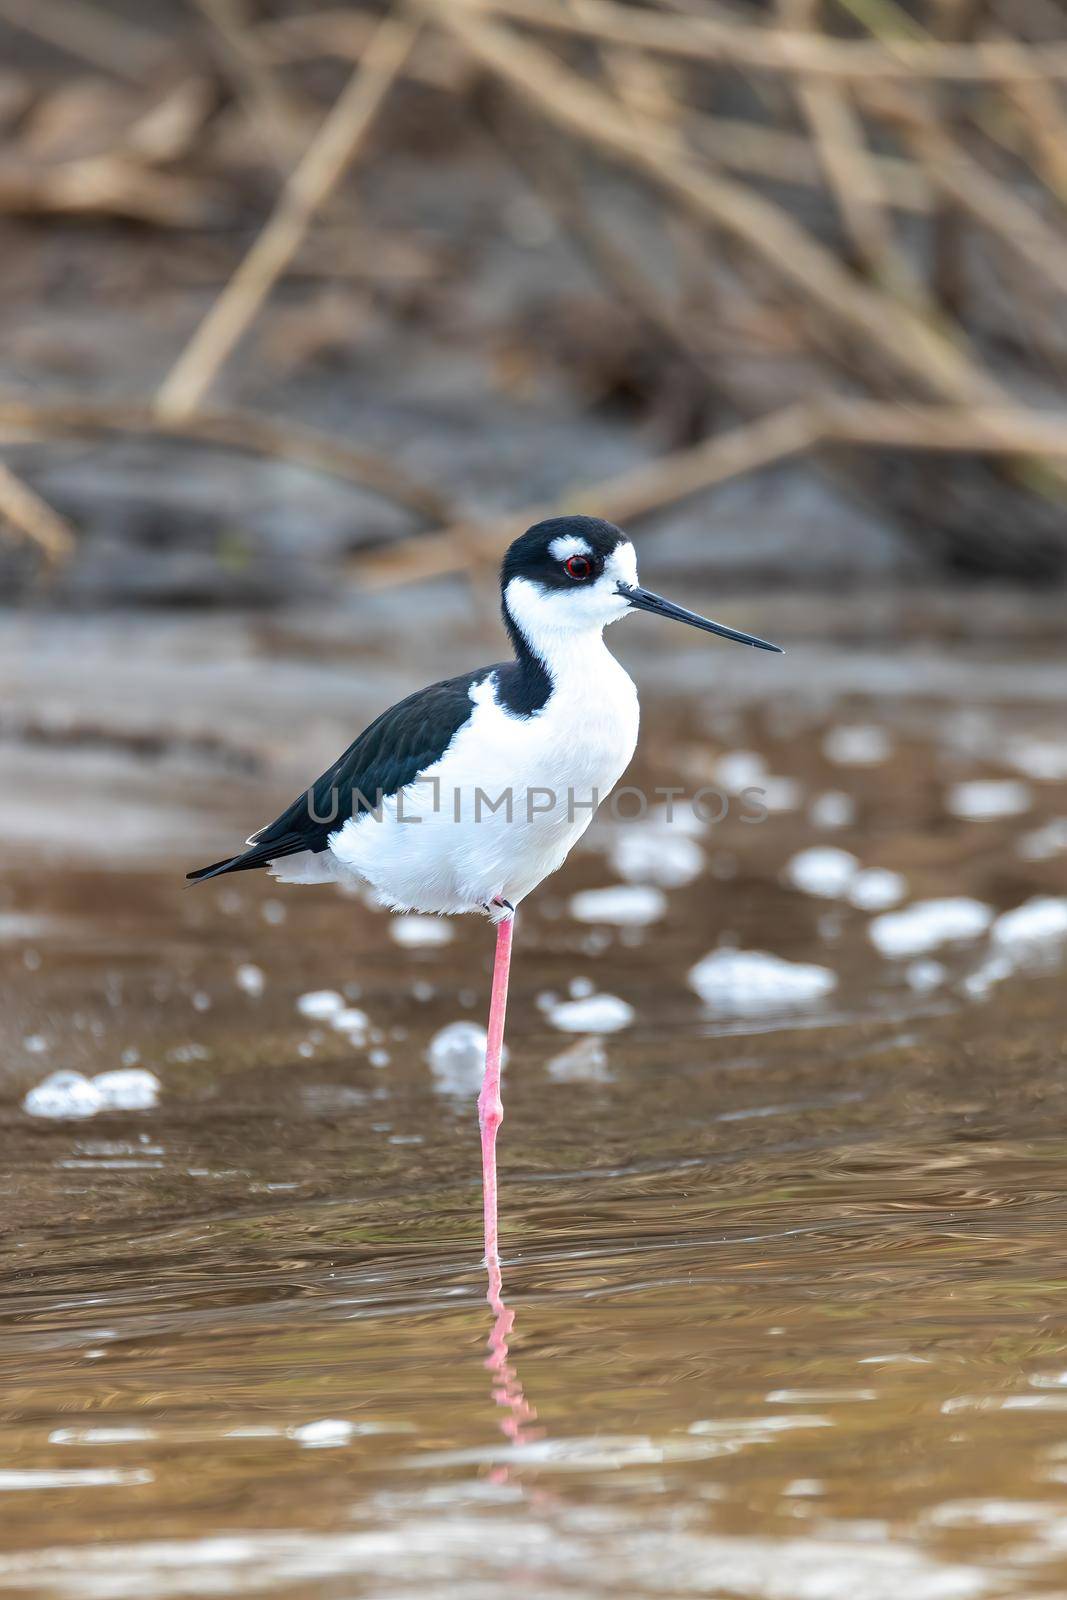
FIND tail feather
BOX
[186,834,312,883]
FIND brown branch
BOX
[777,0,922,297]
[819,399,1067,451]
[260,12,935,211]
[191,0,308,172]
[998,48,1067,206]
[350,404,838,588]
[425,0,1002,408]
[683,114,934,211]
[435,0,1067,82]
[0,462,76,566]
[257,9,473,92]
[862,77,1067,304]
[0,399,451,522]
[351,398,1067,589]
[155,11,419,421]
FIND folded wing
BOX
[187,667,493,883]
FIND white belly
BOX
[324,649,639,914]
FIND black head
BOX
[499,513,783,656]
[500,515,628,593]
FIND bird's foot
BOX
[485,895,515,924]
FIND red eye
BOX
[565,554,594,581]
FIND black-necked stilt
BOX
[189,515,781,1260]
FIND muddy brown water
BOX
[4,658,1067,1599]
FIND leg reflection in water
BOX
[484,1252,543,1481]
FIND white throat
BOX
[503,541,638,684]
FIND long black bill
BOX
[619,585,783,654]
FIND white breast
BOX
[326,636,639,915]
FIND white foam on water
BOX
[50,1427,155,1445]
[759,777,804,814]
[0,1468,153,1491]
[869,898,993,958]
[93,1070,160,1111]
[992,896,1067,950]
[927,1499,1064,1534]
[647,800,706,837]
[569,885,666,927]
[0,1524,993,1600]
[947,779,1032,820]
[288,1419,354,1449]
[546,994,635,1034]
[1016,818,1067,862]
[234,963,265,998]
[1006,739,1067,781]
[389,915,454,948]
[808,789,856,830]
[22,1071,103,1120]
[426,1021,502,1096]
[713,750,766,792]
[848,869,906,912]
[295,990,345,1021]
[0,914,70,943]
[784,846,859,899]
[546,1036,612,1083]
[906,960,947,993]
[329,1008,370,1040]
[960,955,1015,1000]
[688,949,837,1015]
[822,724,891,766]
[608,826,704,887]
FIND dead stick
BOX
[0,462,76,566]
[669,112,934,212]
[777,0,921,297]
[259,13,934,209]
[821,400,1067,452]
[0,398,450,521]
[155,11,418,421]
[861,76,1067,304]
[352,404,825,587]
[426,0,1000,408]
[192,0,308,171]
[352,398,1067,588]
[439,0,1067,83]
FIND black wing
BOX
[187,666,494,883]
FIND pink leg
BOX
[478,902,514,1264]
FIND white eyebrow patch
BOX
[548,534,594,562]
[607,541,638,587]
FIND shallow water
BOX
[4,674,1067,1598]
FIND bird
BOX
[188,514,782,1263]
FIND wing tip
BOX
[187,832,313,883]
[186,857,239,883]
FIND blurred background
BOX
[6,4,1067,1599]
[6,0,1067,610]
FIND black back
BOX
[187,515,628,884]
[187,667,494,881]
